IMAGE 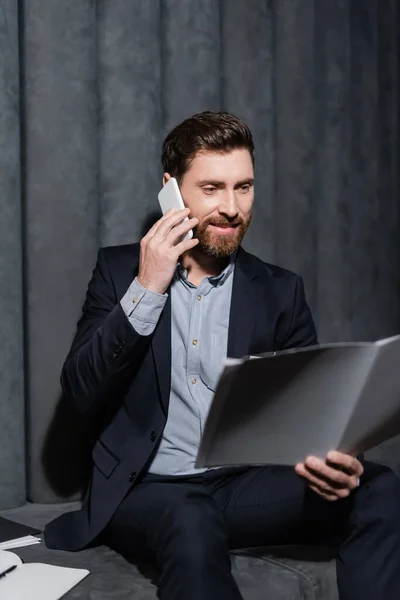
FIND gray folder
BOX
[196,335,400,467]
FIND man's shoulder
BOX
[100,243,140,269]
[239,248,301,286]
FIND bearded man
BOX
[45,111,400,600]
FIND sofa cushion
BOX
[0,503,338,600]
[0,502,339,600]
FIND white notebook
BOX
[0,550,89,600]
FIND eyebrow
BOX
[196,178,254,188]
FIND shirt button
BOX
[132,297,137,303]
[191,378,197,385]
[128,471,137,482]
[150,430,156,442]
[192,339,198,346]
[197,295,202,301]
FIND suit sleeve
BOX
[281,276,318,349]
[61,248,154,415]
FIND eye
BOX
[239,184,251,193]
[203,186,217,194]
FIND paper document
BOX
[0,536,41,551]
[196,334,400,467]
[0,517,41,550]
[0,550,89,600]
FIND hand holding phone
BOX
[137,181,199,294]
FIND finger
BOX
[295,463,351,497]
[174,236,199,255]
[145,207,189,240]
[145,208,176,239]
[167,217,198,245]
[308,484,340,502]
[304,456,359,489]
[326,451,364,477]
[295,462,342,494]
[153,208,191,240]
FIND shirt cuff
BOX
[120,277,168,336]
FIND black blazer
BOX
[44,244,317,551]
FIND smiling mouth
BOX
[209,224,240,235]
[209,223,240,229]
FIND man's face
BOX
[166,148,254,258]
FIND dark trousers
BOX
[103,461,400,600]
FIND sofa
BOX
[1,438,399,600]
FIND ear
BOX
[163,172,172,187]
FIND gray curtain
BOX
[0,0,399,506]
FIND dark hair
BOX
[161,111,255,180]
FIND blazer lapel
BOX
[151,293,172,416]
[228,247,264,358]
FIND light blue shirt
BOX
[120,257,235,475]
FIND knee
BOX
[164,491,225,535]
[160,497,229,572]
[172,536,220,574]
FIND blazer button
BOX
[150,431,156,442]
[128,471,137,482]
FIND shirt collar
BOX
[176,250,237,288]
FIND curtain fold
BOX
[162,0,222,133]
[221,0,276,263]
[315,0,352,341]
[0,0,398,505]
[0,0,25,508]
[273,0,317,310]
[20,0,98,502]
[98,0,163,246]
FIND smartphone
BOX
[158,177,193,241]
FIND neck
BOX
[180,248,231,287]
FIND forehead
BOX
[185,148,254,181]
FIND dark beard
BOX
[193,213,252,258]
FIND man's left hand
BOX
[295,451,364,501]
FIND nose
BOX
[219,189,239,218]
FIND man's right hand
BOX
[137,208,199,294]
